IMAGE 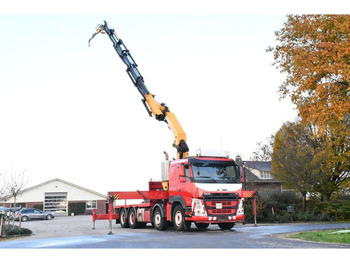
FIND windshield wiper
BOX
[196,176,218,183]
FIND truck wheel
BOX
[120,208,129,228]
[195,223,209,230]
[218,223,235,230]
[172,205,191,231]
[128,208,140,229]
[153,207,168,231]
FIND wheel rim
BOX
[121,212,126,224]
[155,212,161,227]
[130,212,135,224]
[175,210,182,227]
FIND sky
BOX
[0,0,322,195]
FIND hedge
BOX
[243,191,350,223]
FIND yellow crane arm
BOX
[144,93,188,159]
[89,21,189,159]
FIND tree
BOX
[250,135,275,161]
[268,15,350,130]
[268,15,350,198]
[0,176,8,205]
[272,121,320,211]
[6,171,27,208]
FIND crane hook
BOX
[88,24,106,47]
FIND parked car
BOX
[15,208,55,222]
[0,207,9,216]
[0,207,21,218]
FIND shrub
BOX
[4,225,32,236]
[313,200,350,221]
[243,192,350,224]
[243,191,302,223]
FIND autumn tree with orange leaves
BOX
[269,15,350,197]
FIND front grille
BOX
[203,193,239,217]
[206,201,237,207]
[208,209,235,215]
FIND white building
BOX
[6,178,106,216]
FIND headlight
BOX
[192,199,207,216]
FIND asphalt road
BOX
[0,216,349,248]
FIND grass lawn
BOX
[288,229,350,245]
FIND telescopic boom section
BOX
[89,21,189,159]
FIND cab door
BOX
[178,164,194,207]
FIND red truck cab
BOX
[165,150,245,230]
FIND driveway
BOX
[0,216,349,248]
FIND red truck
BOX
[89,21,256,231]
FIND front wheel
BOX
[21,216,28,222]
[46,214,53,220]
[172,205,191,231]
[218,223,235,230]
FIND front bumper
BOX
[185,214,244,223]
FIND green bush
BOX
[4,225,32,236]
[313,200,350,221]
[243,191,350,224]
[244,191,302,223]
[296,212,319,222]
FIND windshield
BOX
[190,159,240,183]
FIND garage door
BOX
[44,192,68,216]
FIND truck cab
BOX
[165,149,245,230]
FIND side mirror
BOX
[179,165,185,177]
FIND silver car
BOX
[15,208,55,222]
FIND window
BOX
[86,200,97,209]
[184,165,191,182]
[190,159,240,183]
[260,171,271,179]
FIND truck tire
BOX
[153,207,168,231]
[120,208,129,228]
[172,205,191,231]
[218,223,235,230]
[128,208,139,229]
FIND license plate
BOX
[216,203,223,209]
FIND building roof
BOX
[243,161,280,183]
[244,161,271,171]
[19,178,106,199]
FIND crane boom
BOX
[89,21,189,159]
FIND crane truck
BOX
[89,21,257,231]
